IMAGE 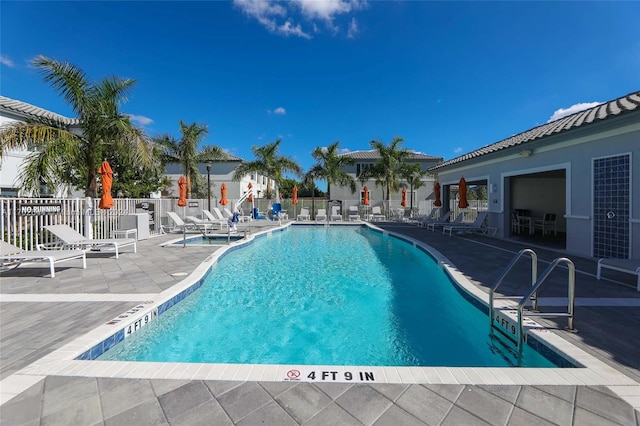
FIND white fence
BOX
[1,197,488,249]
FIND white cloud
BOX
[453,147,463,154]
[278,20,311,39]
[233,0,286,33]
[547,102,601,123]
[346,18,359,38]
[273,107,286,115]
[293,0,356,20]
[338,147,351,154]
[127,114,154,126]
[0,55,15,67]
[233,0,366,39]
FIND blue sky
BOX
[2,1,639,177]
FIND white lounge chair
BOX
[417,208,442,227]
[597,258,640,291]
[1,240,86,278]
[185,216,221,233]
[427,212,465,232]
[348,206,360,221]
[297,208,310,221]
[443,211,489,236]
[212,207,229,220]
[316,209,327,221]
[369,206,385,221]
[330,206,342,221]
[165,212,197,233]
[43,224,136,259]
[202,210,229,229]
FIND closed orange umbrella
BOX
[247,182,253,202]
[177,176,187,207]
[401,187,407,207]
[220,183,229,205]
[434,182,442,207]
[292,185,298,205]
[458,177,469,208]
[362,186,370,206]
[98,160,114,209]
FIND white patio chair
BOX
[348,206,360,221]
[330,206,342,221]
[185,216,221,233]
[203,210,229,229]
[416,208,440,227]
[43,224,136,259]
[369,206,385,221]
[427,212,465,232]
[597,258,640,291]
[443,211,489,236]
[316,209,327,221]
[297,208,310,221]
[1,240,86,278]
[164,211,197,234]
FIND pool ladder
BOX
[489,249,576,349]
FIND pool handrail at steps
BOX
[490,249,576,349]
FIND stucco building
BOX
[430,90,640,260]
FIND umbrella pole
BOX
[182,206,186,248]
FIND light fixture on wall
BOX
[519,149,533,157]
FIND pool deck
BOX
[1,219,639,425]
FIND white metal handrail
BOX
[517,258,576,339]
[489,248,538,328]
[490,250,576,348]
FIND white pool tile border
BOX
[3,223,639,410]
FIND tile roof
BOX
[430,90,640,171]
[340,149,442,161]
[220,153,243,161]
[0,96,79,126]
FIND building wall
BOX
[0,114,30,196]
[435,115,640,258]
[165,162,276,209]
[330,159,440,210]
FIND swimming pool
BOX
[99,226,560,367]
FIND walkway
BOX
[1,220,639,425]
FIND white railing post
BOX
[84,197,93,239]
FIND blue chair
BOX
[271,203,284,220]
[253,207,265,220]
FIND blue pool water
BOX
[101,226,557,367]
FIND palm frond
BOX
[0,122,79,159]
[31,55,89,117]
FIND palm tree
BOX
[307,141,356,200]
[156,120,227,198]
[362,137,410,202]
[0,55,155,197]
[232,139,302,198]
[400,162,428,213]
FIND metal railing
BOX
[490,249,576,348]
